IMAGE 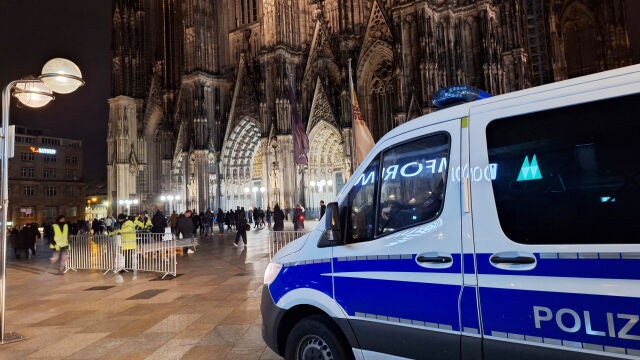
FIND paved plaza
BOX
[0,221,317,360]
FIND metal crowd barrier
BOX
[268,231,305,259]
[67,232,180,278]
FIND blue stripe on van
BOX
[269,260,333,304]
[460,286,480,333]
[475,253,640,279]
[334,276,461,330]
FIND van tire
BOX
[285,314,353,360]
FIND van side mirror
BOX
[318,202,343,247]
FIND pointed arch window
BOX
[563,7,598,78]
[368,59,395,141]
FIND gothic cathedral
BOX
[108,0,632,216]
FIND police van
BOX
[261,64,640,360]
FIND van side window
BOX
[487,93,640,245]
[377,133,450,235]
[347,160,379,243]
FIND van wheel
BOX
[285,315,353,360]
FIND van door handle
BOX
[417,255,452,263]
[415,252,453,269]
[490,255,535,264]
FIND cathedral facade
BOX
[108,0,632,217]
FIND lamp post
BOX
[118,199,139,216]
[1,58,84,344]
[160,194,180,213]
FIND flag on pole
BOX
[349,58,375,165]
[289,72,309,165]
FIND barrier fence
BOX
[66,232,196,278]
[268,231,305,259]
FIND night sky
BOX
[0,0,112,182]
[0,1,639,184]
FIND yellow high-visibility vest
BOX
[134,217,152,231]
[51,223,69,250]
[112,220,136,250]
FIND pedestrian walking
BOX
[234,207,248,247]
[266,206,272,228]
[253,207,259,228]
[49,215,70,275]
[177,210,195,254]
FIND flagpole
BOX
[348,58,356,169]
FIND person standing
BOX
[293,204,305,230]
[266,206,273,228]
[217,208,225,235]
[104,215,114,232]
[134,212,152,232]
[177,210,195,254]
[169,211,179,235]
[203,210,213,236]
[9,228,23,260]
[234,207,248,247]
[273,204,285,231]
[110,214,137,271]
[50,215,70,275]
[191,210,201,237]
[24,224,38,258]
[92,218,101,234]
[319,200,326,219]
[151,209,167,233]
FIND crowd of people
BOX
[8,201,316,267]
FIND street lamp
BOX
[118,199,139,215]
[160,194,180,213]
[1,58,84,344]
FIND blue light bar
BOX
[432,85,492,109]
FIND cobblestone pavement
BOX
[0,221,318,359]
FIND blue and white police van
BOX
[261,64,640,360]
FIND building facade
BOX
[108,0,633,217]
[9,127,85,227]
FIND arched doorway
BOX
[307,120,345,219]
[220,116,263,211]
[561,3,598,78]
